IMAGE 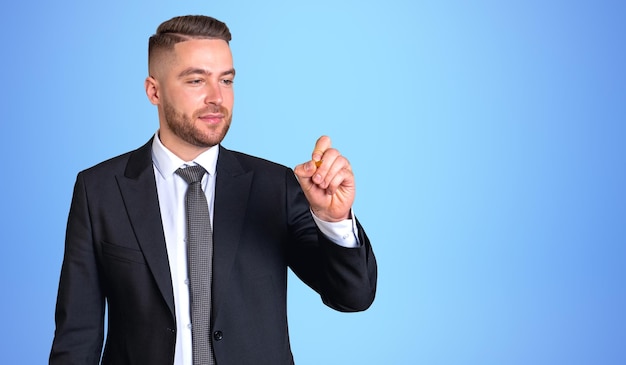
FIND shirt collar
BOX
[151,131,219,180]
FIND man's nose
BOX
[204,81,223,105]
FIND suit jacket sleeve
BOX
[284,169,377,312]
[50,173,105,365]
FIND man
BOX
[50,15,377,365]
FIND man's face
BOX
[148,38,235,156]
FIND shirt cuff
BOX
[310,210,360,248]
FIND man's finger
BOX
[294,161,315,179]
[312,135,332,162]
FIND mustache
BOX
[195,105,228,117]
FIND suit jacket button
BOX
[213,331,223,341]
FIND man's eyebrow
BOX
[222,68,236,77]
[177,67,236,78]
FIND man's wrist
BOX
[310,209,359,248]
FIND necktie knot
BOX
[176,165,207,185]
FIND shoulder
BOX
[80,151,131,175]
[78,139,153,180]
[219,145,292,175]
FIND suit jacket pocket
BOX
[101,241,147,265]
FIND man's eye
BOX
[188,79,203,84]
[221,79,234,86]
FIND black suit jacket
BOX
[50,139,377,365]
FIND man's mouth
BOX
[198,113,224,124]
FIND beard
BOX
[163,101,232,148]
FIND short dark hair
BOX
[148,15,232,69]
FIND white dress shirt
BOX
[150,133,358,365]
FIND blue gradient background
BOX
[1,1,625,364]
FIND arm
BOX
[290,137,377,311]
[285,171,377,311]
[50,174,105,365]
[315,218,377,312]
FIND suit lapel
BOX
[116,139,175,317]
[212,146,254,317]
[113,142,253,320]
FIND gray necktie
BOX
[175,165,215,365]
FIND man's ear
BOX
[145,76,160,105]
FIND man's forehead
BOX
[151,38,232,77]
